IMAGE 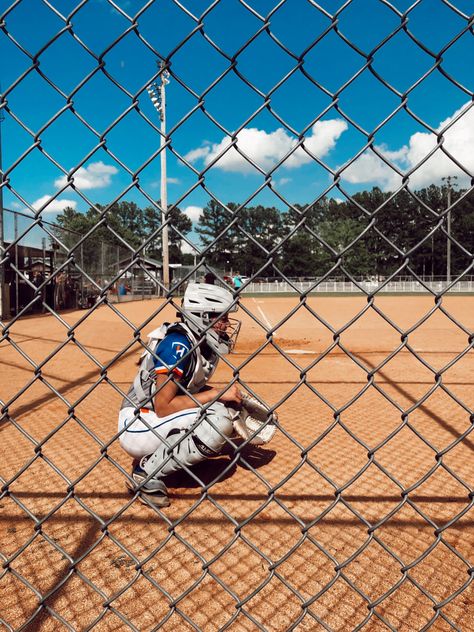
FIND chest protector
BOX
[127,322,218,411]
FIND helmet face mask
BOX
[181,283,241,354]
[203,313,241,353]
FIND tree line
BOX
[53,184,474,279]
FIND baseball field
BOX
[1,294,473,630]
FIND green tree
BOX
[450,188,474,277]
[235,205,284,275]
[143,203,192,262]
[195,200,239,268]
[52,186,474,282]
[54,207,90,250]
[87,202,143,248]
[279,232,326,278]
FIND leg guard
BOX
[143,402,236,479]
[194,402,236,454]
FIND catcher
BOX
[118,282,277,508]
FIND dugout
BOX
[114,255,160,295]
[114,255,181,296]
[4,242,55,316]
[111,257,195,298]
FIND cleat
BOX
[126,457,170,508]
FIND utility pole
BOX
[442,175,457,285]
[147,61,170,291]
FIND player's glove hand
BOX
[232,394,278,445]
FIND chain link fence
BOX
[1,1,473,630]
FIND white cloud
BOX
[32,196,77,213]
[183,205,203,223]
[54,161,118,190]
[185,119,348,174]
[383,147,409,162]
[278,177,292,185]
[184,146,211,163]
[151,176,181,188]
[342,149,403,190]
[181,240,200,255]
[342,103,474,191]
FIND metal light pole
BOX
[14,211,19,315]
[0,109,6,321]
[147,62,170,291]
[442,175,457,285]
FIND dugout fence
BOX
[1,2,474,631]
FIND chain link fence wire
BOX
[1,1,474,630]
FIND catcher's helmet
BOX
[181,283,241,354]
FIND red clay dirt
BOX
[1,295,473,631]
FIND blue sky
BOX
[1,0,473,247]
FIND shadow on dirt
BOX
[165,443,276,489]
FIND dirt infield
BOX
[1,295,473,631]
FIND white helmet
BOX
[181,283,241,354]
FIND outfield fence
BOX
[1,2,474,631]
[241,277,474,295]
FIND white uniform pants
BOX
[118,402,235,459]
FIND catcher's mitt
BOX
[233,394,278,445]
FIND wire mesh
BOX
[1,1,473,630]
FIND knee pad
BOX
[194,402,236,454]
[144,406,235,479]
[145,428,203,478]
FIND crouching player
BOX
[118,283,242,507]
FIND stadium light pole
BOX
[0,108,6,321]
[147,62,170,291]
[442,175,457,285]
